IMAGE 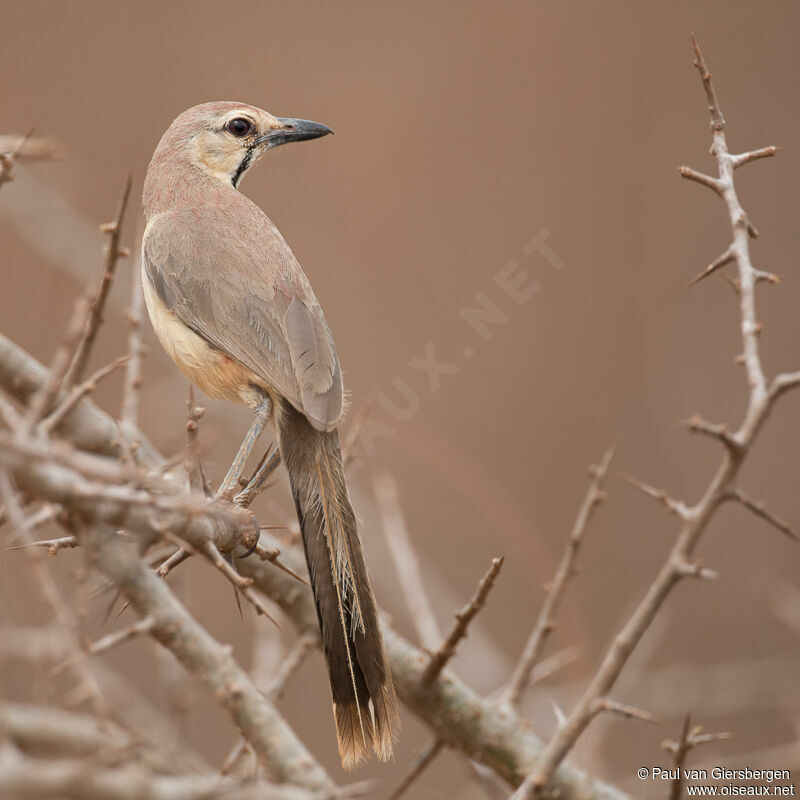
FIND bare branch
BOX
[62,177,132,390]
[0,473,109,717]
[265,634,318,702]
[374,471,442,650]
[678,166,723,194]
[502,446,612,709]
[252,542,309,585]
[726,487,797,543]
[156,547,191,578]
[621,473,690,519]
[0,333,162,465]
[190,536,280,627]
[591,697,658,723]
[685,414,742,453]
[730,145,780,168]
[0,334,628,798]
[388,738,445,800]
[39,355,130,437]
[119,259,145,461]
[185,386,210,495]
[511,37,791,798]
[690,33,725,131]
[23,296,90,431]
[420,556,504,687]
[770,370,800,401]
[7,534,77,557]
[89,616,155,655]
[663,714,732,800]
[84,523,332,790]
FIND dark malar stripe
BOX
[232,146,255,188]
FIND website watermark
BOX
[637,766,795,796]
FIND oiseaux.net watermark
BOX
[638,766,795,796]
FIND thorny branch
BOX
[502,446,613,709]
[420,556,504,687]
[511,36,799,798]
[0,331,625,799]
[3,34,797,800]
[62,177,132,391]
[663,715,732,800]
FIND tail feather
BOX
[279,403,399,769]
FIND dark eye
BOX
[225,117,253,138]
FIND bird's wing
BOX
[142,207,343,432]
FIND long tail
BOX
[278,402,399,769]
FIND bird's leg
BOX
[234,446,283,509]
[217,395,272,500]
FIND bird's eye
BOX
[225,118,254,138]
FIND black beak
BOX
[255,117,333,149]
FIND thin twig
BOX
[685,414,741,454]
[388,739,445,800]
[265,633,318,702]
[89,617,155,655]
[119,257,145,462]
[730,145,780,168]
[195,538,280,627]
[591,697,658,724]
[252,543,309,585]
[621,473,690,519]
[185,386,210,495]
[502,447,613,709]
[23,297,89,431]
[0,473,108,717]
[374,471,442,651]
[39,355,130,437]
[663,715,732,800]
[156,547,191,578]
[726,487,797,542]
[420,557,504,687]
[6,534,77,558]
[678,166,723,194]
[62,177,132,390]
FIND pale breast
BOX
[140,263,267,407]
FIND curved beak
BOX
[255,117,333,149]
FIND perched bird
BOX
[141,102,399,768]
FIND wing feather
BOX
[143,208,343,431]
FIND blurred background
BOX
[2,2,800,797]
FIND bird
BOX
[141,101,399,769]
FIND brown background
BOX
[2,2,799,797]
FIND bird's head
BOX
[160,101,332,188]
